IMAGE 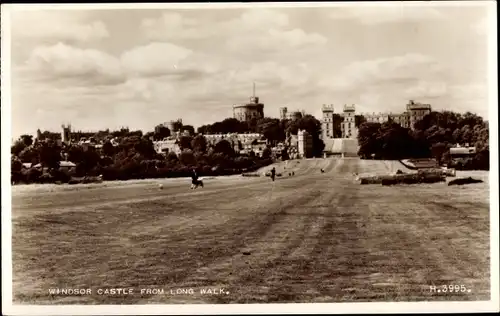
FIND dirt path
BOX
[11,158,490,304]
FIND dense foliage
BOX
[357,111,489,170]
[11,115,326,184]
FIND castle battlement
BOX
[407,103,432,110]
[343,104,355,112]
[361,111,407,117]
[322,104,334,112]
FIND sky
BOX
[6,2,494,138]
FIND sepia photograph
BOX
[1,2,498,315]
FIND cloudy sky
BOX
[7,3,493,138]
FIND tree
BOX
[262,147,272,159]
[431,142,449,166]
[213,140,235,157]
[102,141,115,157]
[376,121,415,159]
[179,149,196,166]
[11,156,23,184]
[178,136,193,150]
[197,125,210,135]
[144,131,155,140]
[11,140,26,156]
[357,122,382,158]
[20,135,34,147]
[18,146,39,163]
[257,118,285,145]
[153,124,171,140]
[171,121,183,132]
[38,141,62,171]
[11,156,23,173]
[286,115,324,156]
[134,138,157,159]
[181,125,195,135]
[312,138,325,157]
[355,115,367,128]
[191,135,207,153]
[460,125,473,145]
[166,151,179,165]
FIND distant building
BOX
[364,112,410,128]
[280,107,303,121]
[279,107,288,120]
[298,129,313,158]
[61,124,71,144]
[341,104,357,139]
[321,104,335,140]
[233,83,265,122]
[321,100,432,141]
[406,100,432,129]
[203,133,263,154]
[165,119,182,133]
[153,139,181,156]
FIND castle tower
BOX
[341,104,357,139]
[61,123,71,144]
[233,82,264,122]
[406,100,432,130]
[280,107,288,120]
[321,104,335,140]
[249,81,259,104]
[298,129,313,158]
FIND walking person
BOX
[270,167,276,182]
[191,168,199,189]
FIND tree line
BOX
[11,115,327,184]
[357,111,489,170]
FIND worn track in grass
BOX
[11,158,490,304]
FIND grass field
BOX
[11,158,490,304]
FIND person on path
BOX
[191,168,200,189]
[270,167,276,182]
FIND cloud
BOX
[11,11,109,43]
[120,42,194,77]
[23,42,124,85]
[404,80,449,99]
[141,12,203,40]
[322,53,446,92]
[226,27,327,54]
[19,41,213,86]
[141,9,290,41]
[329,6,446,25]
[141,9,326,56]
[237,9,290,30]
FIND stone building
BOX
[321,100,432,141]
[232,83,264,122]
[153,139,182,156]
[203,133,264,155]
[164,119,182,133]
[341,104,357,139]
[280,107,304,121]
[321,104,335,140]
[61,124,71,144]
[297,129,313,158]
[406,100,432,129]
[364,112,410,128]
